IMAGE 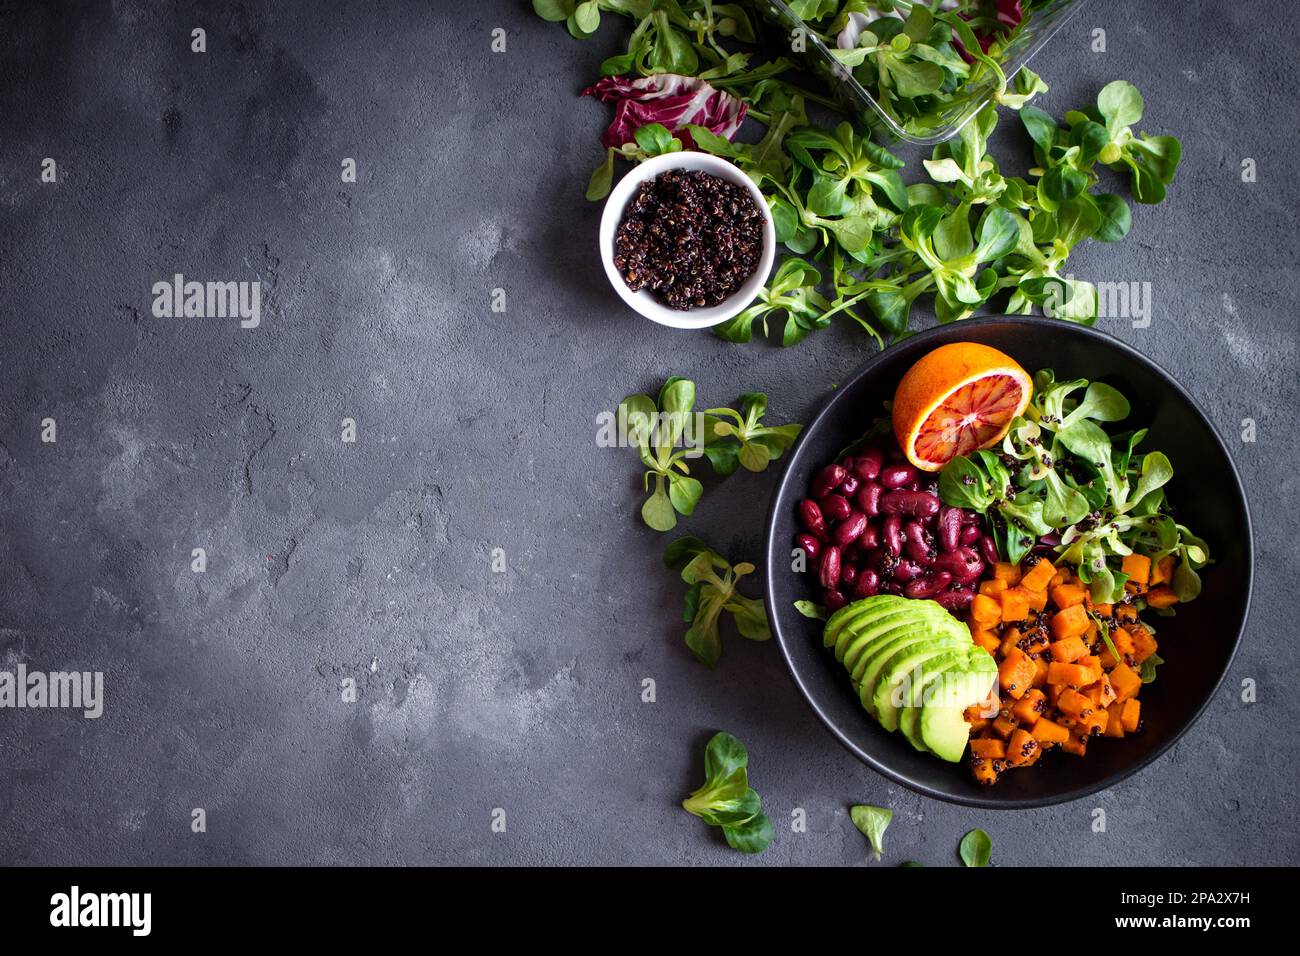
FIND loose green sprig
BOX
[682,731,773,853]
[850,805,893,861]
[618,377,801,530]
[665,536,770,666]
[702,391,803,475]
[959,828,992,867]
[619,377,706,532]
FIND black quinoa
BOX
[613,169,765,311]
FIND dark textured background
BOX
[0,0,1296,866]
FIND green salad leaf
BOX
[937,371,1210,609]
[850,805,892,861]
[959,828,992,867]
[682,731,773,854]
[665,537,770,666]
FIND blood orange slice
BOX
[892,343,1032,472]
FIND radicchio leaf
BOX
[582,73,747,150]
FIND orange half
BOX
[892,342,1032,472]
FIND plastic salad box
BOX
[748,0,1090,145]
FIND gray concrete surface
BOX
[0,0,1296,866]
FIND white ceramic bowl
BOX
[598,151,775,330]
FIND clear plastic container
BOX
[750,0,1089,145]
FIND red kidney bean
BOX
[855,481,883,517]
[819,493,851,521]
[864,548,887,573]
[933,547,983,583]
[880,490,941,518]
[977,533,1000,566]
[819,546,842,590]
[1038,532,1062,547]
[852,568,880,598]
[823,588,847,612]
[892,558,923,583]
[799,499,827,538]
[961,510,982,525]
[832,512,868,547]
[881,514,902,556]
[938,506,963,552]
[902,521,933,564]
[934,585,976,611]
[839,473,861,497]
[959,524,982,546]
[843,541,861,563]
[853,447,883,481]
[841,565,858,588]
[859,525,879,550]
[811,464,847,498]
[904,571,953,599]
[794,534,821,562]
[880,581,903,596]
[879,463,916,488]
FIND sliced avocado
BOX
[832,598,953,663]
[823,595,913,657]
[898,649,973,752]
[838,610,932,676]
[856,610,967,719]
[920,653,998,762]
[851,625,943,716]
[872,639,963,733]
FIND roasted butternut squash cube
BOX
[1000,587,1031,623]
[1122,553,1151,588]
[998,647,1036,699]
[1050,604,1090,641]
[1020,558,1056,592]
[1005,729,1042,767]
[1121,698,1141,733]
[1109,662,1142,702]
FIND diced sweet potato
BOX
[1020,559,1056,592]
[1151,554,1175,586]
[1050,603,1090,640]
[1000,587,1031,623]
[998,647,1036,699]
[978,578,1008,598]
[1056,688,1094,720]
[1104,702,1126,738]
[1012,688,1047,724]
[1121,698,1141,733]
[1062,733,1088,756]
[1146,587,1180,609]
[1086,675,1117,709]
[1077,708,1108,736]
[991,715,1018,739]
[1108,662,1142,702]
[971,629,1001,655]
[1047,662,1093,687]
[1050,636,1088,663]
[1130,626,1158,664]
[1031,656,1049,688]
[971,737,1007,759]
[971,756,999,786]
[1122,553,1151,588]
[993,561,1021,585]
[1026,587,1048,612]
[1005,728,1042,767]
[998,626,1022,659]
[1032,717,1070,746]
[1050,583,1086,609]
[971,594,1002,626]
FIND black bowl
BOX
[764,317,1252,808]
